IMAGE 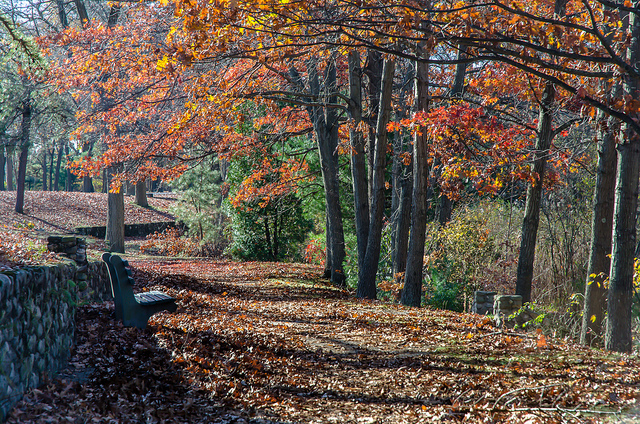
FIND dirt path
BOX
[6,260,640,423]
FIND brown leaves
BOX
[0,190,176,268]
[0,191,175,233]
[6,259,640,423]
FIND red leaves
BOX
[387,104,535,198]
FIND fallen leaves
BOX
[0,190,177,268]
[5,259,640,423]
[0,191,175,234]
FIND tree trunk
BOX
[56,0,68,28]
[515,83,555,303]
[135,180,148,207]
[107,4,121,27]
[15,96,32,214]
[450,45,468,99]
[103,169,109,193]
[434,47,467,227]
[391,65,415,284]
[348,50,370,272]
[83,175,94,192]
[264,216,273,259]
[299,58,346,287]
[365,50,383,202]
[605,133,640,352]
[274,208,280,259]
[394,169,413,285]
[105,167,125,253]
[357,59,395,299]
[438,195,453,225]
[323,214,332,278]
[580,116,618,346]
[6,144,14,191]
[48,147,54,191]
[65,144,74,192]
[54,142,64,191]
[41,149,48,191]
[0,145,5,191]
[605,8,640,353]
[514,0,567,303]
[73,0,89,25]
[82,140,95,193]
[401,55,430,307]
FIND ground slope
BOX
[0,191,176,233]
[5,260,640,423]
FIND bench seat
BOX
[102,252,177,328]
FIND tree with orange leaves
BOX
[44,0,640,352]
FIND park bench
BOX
[102,252,177,328]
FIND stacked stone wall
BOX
[75,221,182,238]
[0,261,110,421]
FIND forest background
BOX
[0,0,640,354]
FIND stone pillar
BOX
[493,295,523,327]
[472,291,496,315]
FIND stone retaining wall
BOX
[0,261,110,421]
[75,221,182,238]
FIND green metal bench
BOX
[102,252,177,328]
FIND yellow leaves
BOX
[156,55,170,71]
[355,120,370,135]
[590,315,597,323]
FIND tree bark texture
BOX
[605,6,640,352]
[135,180,148,207]
[74,0,89,25]
[580,116,617,346]
[56,0,68,28]
[515,83,555,303]
[41,150,48,191]
[15,96,32,214]
[81,141,95,193]
[306,58,346,287]
[365,50,383,202]
[106,167,125,253]
[82,175,94,193]
[0,145,5,191]
[48,147,54,191]
[323,214,333,279]
[357,59,395,299]
[348,50,370,272]
[6,144,14,191]
[605,135,640,352]
[64,144,73,192]
[401,56,430,307]
[54,142,64,191]
[391,65,415,285]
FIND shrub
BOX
[423,201,501,310]
[169,157,229,254]
[424,265,464,312]
[304,234,326,266]
[226,194,313,262]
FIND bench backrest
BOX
[102,253,138,318]
[102,252,123,320]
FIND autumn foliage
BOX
[8,0,637,358]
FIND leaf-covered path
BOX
[7,260,640,423]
